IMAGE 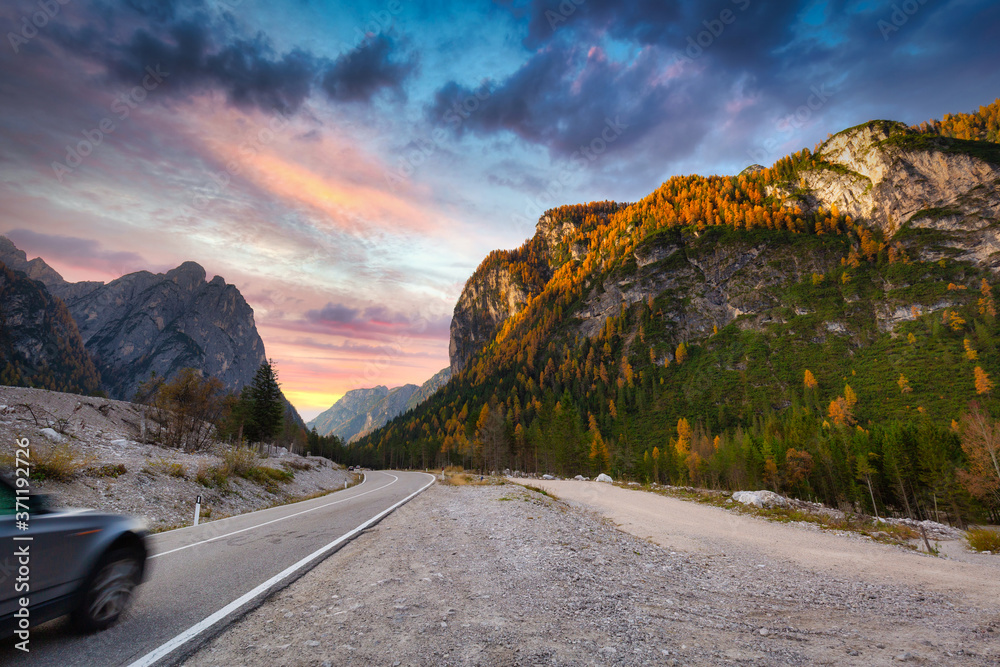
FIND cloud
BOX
[4,228,149,277]
[307,302,360,323]
[428,44,698,159]
[321,34,417,102]
[301,302,450,340]
[47,1,417,114]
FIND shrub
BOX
[282,458,314,471]
[142,457,187,479]
[85,463,128,478]
[222,447,261,477]
[32,445,90,482]
[195,462,229,489]
[967,528,1000,553]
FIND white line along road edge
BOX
[127,472,436,667]
[150,472,393,560]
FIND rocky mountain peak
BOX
[166,261,208,290]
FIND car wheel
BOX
[71,547,143,632]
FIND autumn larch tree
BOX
[958,402,1000,514]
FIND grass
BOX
[438,467,505,487]
[523,484,558,500]
[966,528,1000,553]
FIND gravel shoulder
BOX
[183,482,1000,667]
[525,479,1000,609]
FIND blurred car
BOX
[0,475,149,634]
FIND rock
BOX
[595,473,613,483]
[731,490,789,509]
[542,474,555,480]
[895,651,913,661]
[759,628,769,636]
[39,428,67,444]
[574,475,586,481]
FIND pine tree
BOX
[244,360,284,444]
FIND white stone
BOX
[595,473,613,483]
[39,428,67,444]
[731,490,788,509]
[541,474,555,480]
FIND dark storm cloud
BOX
[428,44,707,159]
[44,0,416,114]
[321,34,418,102]
[447,0,1000,169]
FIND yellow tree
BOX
[828,397,855,426]
[803,369,818,390]
[975,367,994,395]
[675,418,691,457]
[651,446,661,483]
[675,342,688,364]
[965,338,978,361]
[844,384,857,408]
[958,403,1000,509]
[898,374,912,394]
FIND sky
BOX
[1,0,999,420]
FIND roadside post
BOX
[193,494,202,526]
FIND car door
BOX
[0,480,95,617]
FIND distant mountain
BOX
[0,238,269,404]
[308,367,451,442]
[0,261,100,395]
[405,367,451,412]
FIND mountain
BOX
[308,367,451,443]
[348,99,1000,521]
[405,367,452,412]
[0,239,267,402]
[0,261,100,395]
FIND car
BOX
[0,475,149,635]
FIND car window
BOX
[0,481,16,515]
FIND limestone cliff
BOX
[0,238,267,401]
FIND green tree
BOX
[244,360,284,444]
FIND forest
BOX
[340,100,1000,526]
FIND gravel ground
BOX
[183,482,1000,666]
[0,386,352,530]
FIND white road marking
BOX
[150,472,396,559]
[127,472,435,667]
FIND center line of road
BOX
[127,472,435,667]
[150,472,397,559]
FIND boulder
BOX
[39,428,67,444]
[731,490,788,509]
[541,474,555,480]
[595,473,613,483]
[573,475,586,481]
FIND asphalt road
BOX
[0,470,434,666]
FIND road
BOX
[1,470,434,666]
